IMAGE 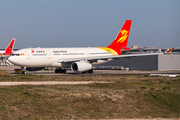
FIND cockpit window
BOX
[11,53,20,56]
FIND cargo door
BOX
[86,51,90,58]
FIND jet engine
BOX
[71,61,92,72]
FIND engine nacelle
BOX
[71,61,92,72]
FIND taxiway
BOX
[1,66,180,76]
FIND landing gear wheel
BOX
[55,69,59,73]
[55,68,66,74]
[58,69,62,73]
[22,70,27,74]
[88,69,93,74]
[62,69,66,73]
[21,67,27,74]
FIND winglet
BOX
[5,38,15,54]
[165,48,174,54]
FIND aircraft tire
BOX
[58,69,62,73]
[89,69,93,74]
[55,69,59,73]
[22,71,26,74]
[62,69,66,73]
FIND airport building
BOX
[95,48,180,71]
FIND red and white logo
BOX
[31,49,34,53]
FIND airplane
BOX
[0,38,15,55]
[8,20,173,74]
[0,38,15,65]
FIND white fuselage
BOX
[8,47,112,68]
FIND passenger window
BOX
[11,54,20,56]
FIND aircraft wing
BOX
[61,53,162,63]
[60,48,174,63]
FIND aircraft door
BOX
[46,51,51,59]
[25,51,31,59]
[86,51,90,58]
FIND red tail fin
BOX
[5,38,15,54]
[107,20,132,55]
[165,48,174,54]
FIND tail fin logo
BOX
[31,49,35,53]
[106,20,132,55]
[9,44,12,50]
[5,38,15,54]
[117,30,128,43]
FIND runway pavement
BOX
[1,66,180,76]
[0,81,112,86]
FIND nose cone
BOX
[8,56,16,64]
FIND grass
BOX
[0,69,11,77]
[0,70,180,119]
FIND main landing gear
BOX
[55,68,66,73]
[55,68,93,74]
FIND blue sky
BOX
[0,0,179,49]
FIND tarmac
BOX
[0,81,112,86]
[1,66,180,76]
